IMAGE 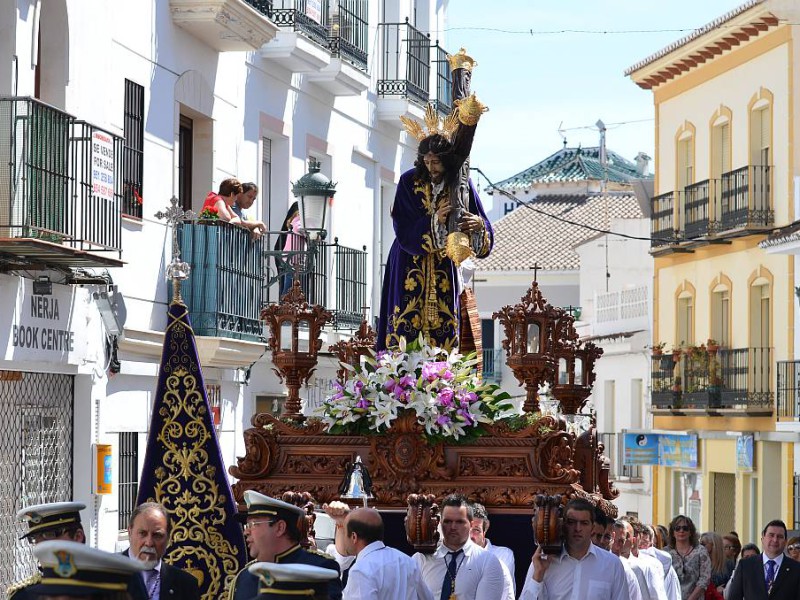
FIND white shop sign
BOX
[1,275,89,365]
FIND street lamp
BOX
[292,157,336,240]
[261,280,331,421]
[494,280,563,413]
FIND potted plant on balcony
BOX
[650,342,666,357]
[671,375,683,410]
[198,206,220,222]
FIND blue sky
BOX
[444,0,743,195]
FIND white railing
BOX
[595,285,648,323]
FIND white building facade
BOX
[0,0,452,586]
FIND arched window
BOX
[675,281,696,347]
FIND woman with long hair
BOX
[668,515,711,600]
[700,531,730,593]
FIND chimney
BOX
[635,152,651,177]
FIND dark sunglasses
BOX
[788,544,800,552]
[673,525,690,532]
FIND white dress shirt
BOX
[519,544,629,600]
[618,555,644,600]
[413,539,513,600]
[343,541,432,600]
[640,547,680,600]
[632,553,668,600]
[485,539,516,595]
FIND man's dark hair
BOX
[242,182,258,193]
[442,494,474,520]
[274,511,302,542]
[762,519,788,537]
[741,542,760,555]
[564,498,596,521]
[593,507,609,528]
[413,134,461,185]
[347,515,384,545]
[129,502,171,536]
[471,502,488,523]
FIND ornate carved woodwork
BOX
[230,412,613,514]
[404,494,440,553]
[328,319,377,383]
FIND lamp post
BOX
[292,157,336,241]
[494,280,563,413]
[261,280,331,421]
[552,339,603,415]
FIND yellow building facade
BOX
[628,1,798,542]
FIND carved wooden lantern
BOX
[329,319,377,383]
[532,494,564,554]
[552,339,603,415]
[261,280,332,421]
[281,491,317,549]
[494,281,563,413]
[405,494,440,553]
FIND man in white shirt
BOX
[470,502,516,595]
[519,497,628,600]
[340,508,431,600]
[612,520,667,600]
[413,494,513,600]
[638,524,681,600]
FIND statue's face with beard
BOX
[423,152,446,184]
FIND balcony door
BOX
[749,280,771,398]
[676,131,694,235]
[710,285,730,347]
[710,116,731,224]
[750,102,772,212]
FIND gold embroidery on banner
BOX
[147,317,242,600]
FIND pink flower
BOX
[398,375,416,389]
[436,414,452,426]
[421,361,452,382]
[437,389,454,407]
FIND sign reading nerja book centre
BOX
[0,274,89,366]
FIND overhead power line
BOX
[469,167,671,244]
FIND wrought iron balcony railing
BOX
[715,164,773,232]
[273,0,330,48]
[482,348,503,384]
[777,360,800,419]
[246,0,274,17]
[650,191,678,248]
[651,346,773,413]
[432,42,453,116]
[377,19,430,105]
[329,0,368,71]
[681,179,710,239]
[178,220,266,342]
[264,230,368,330]
[0,97,123,257]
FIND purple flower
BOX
[457,408,475,425]
[356,398,370,409]
[384,379,397,393]
[353,381,364,396]
[398,389,411,404]
[421,361,450,382]
[437,389,454,407]
[376,350,388,361]
[398,375,416,389]
[436,414,452,426]
[332,381,344,392]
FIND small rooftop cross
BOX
[530,262,541,282]
[155,195,196,301]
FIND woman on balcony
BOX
[202,178,243,224]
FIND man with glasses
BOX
[229,491,342,600]
[519,498,628,600]
[8,501,88,598]
[726,519,800,600]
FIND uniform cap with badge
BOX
[244,490,305,522]
[27,540,147,596]
[247,562,338,599]
[18,501,86,540]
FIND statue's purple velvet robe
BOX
[377,169,493,351]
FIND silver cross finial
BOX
[155,196,196,298]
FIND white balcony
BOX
[592,285,649,337]
[170,0,279,51]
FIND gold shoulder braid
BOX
[309,548,334,560]
[7,572,42,598]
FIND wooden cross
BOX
[155,196,196,300]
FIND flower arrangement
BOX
[315,335,516,443]
[198,206,220,220]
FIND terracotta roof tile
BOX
[477,192,644,271]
